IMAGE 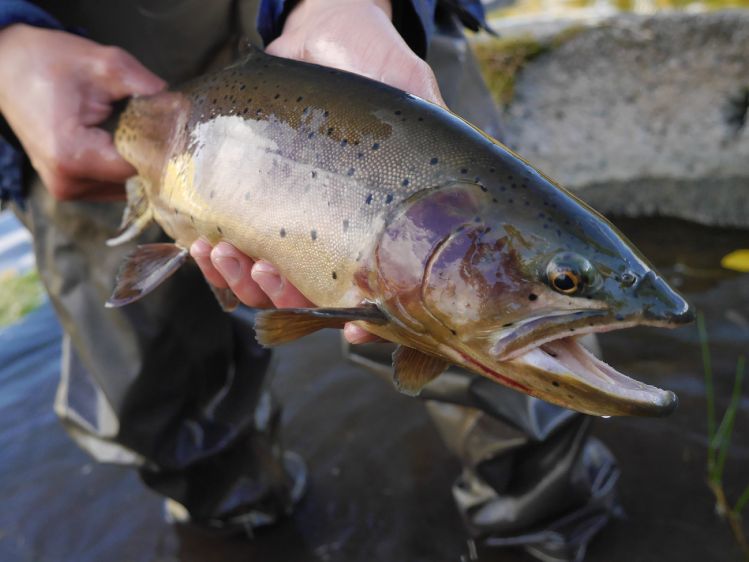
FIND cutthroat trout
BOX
[108,47,693,417]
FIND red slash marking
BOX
[460,352,530,393]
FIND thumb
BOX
[91,46,166,100]
[66,125,135,184]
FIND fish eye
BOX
[550,270,579,294]
[546,253,597,295]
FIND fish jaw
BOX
[451,335,678,417]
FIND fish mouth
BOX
[447,307,683,417]
[498,335,678,417]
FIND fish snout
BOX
[634,270,694,326]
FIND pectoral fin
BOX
[106,243,188,308]
[107,176,153,247]
[392,346,449,396]
[255,305,387,346]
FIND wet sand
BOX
[1,217,747,561]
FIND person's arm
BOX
[191,0,450,343]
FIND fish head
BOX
[374,179,693,416]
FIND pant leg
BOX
[13,175,293,520]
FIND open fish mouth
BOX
[499,335,678,417]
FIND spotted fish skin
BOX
[113,47,693,417]
[115,48,550,308]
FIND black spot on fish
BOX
[216,226,223,235]
[490,167,496,173]
[347,168,355,176]
[450,329,457,336]
[209,190,215,199]
[395,110,402,115]
[308,132,315,139]
[342,219,349,231]
[190,215,195,224]
[310,229,317,241]
[479,185,487,192]
[538,213,545,218]
[323,110,330,117]
[297,96,303,102]
[327,127,334,135]
[552,381,560,387]
[311,171,317,178]
[460,168,468,174]
[332,271,337,280]
[430,157,439,165]
[528,293,538,301]
[402,178,410,187]
[508,198,514,204]
[372,142,380,150]
[357,152,364,159]
[615,314,624,321]
[474,216,481,223]
[543,224,548,229]
[240,84,246,91]
[244,192,251,201]
[340,139,348,147]
[365,193,373,205]
[256,109,262,115]
[385,194,393,204]
[502,322,513,327]
[418,117,424,122]
[280,228,286,237]
[492,198,498,203]
[274,94,280,99]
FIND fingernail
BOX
[251,261,283,296]
[214,256,241,284]
[190,239,211,258]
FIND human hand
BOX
[193,0,446,343]
[266,0,446,108]
[0,25,165,200]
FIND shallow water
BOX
[0,216,747,561]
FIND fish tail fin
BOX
[107,176,153,247]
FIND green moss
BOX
[472,27,588,108]
[0,269,44,327]
[472,35,548,107]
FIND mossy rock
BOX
[471,28,584,107]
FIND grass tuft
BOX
[698,311,748,555]
[0,269,44,327]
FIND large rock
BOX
[493,11,749,228]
